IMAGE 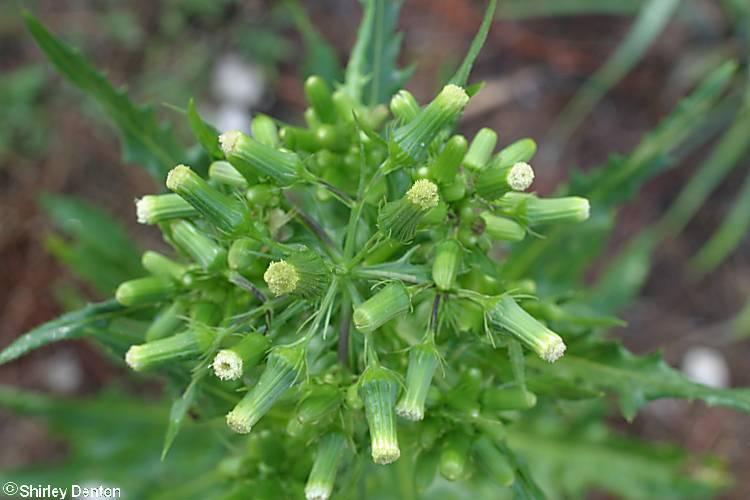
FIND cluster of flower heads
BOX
[118,77,590,498]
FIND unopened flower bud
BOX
[251,113,280,147]
[226,343,305,434]
[500,192,590,226]
[141,251,187,282]
[145,301,185,341]
[304,76,337,124]
[474,437,515,487]
[396,342,440,421]
[166,164,248,234]
[305,432,348,500]
[135,193,197,225]
[487,295,566,362]
[169,220,227,271]
[125,324,214,372]
[227,238,261,275]
[378,179,440,242]
[213,333,270,381]
[495,137,536,167]
[481,386,537,411]
[479,212,526,242]
[429,135,468,184]
[353,282,411,333]
[296,384,342,424]
[439,431,472,481]
[391,84,469,166]
[263,247,331,299]
[115,276,176,306]
[475,162,535,200]
[432,239,462,291]
[390,89,420,122]
[208,161,248,188]
[220,130,306,185]
[463,128,497,170]
[359,365,401,464]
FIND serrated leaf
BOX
[24,12,184,180]
[537,341,750,421]
[187,98,222,160]
[507,413,729,499]
[345,0,414,105]
[0,300,126,366]
[449,0,498,87]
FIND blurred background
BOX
[1,0,749,498]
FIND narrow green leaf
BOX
[24,12,184,180]
[538,341,750,421]
[187,98,222,160]
[162,376,201,460]
[690,172,750,275]
[345,0,414,104]
[449,0,498,87]
[0,300,127,366]
[496,0,645,18]
[546,0,680,152]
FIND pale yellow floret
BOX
[508,162,535,191]
[264,260,299,296]
[406,179,439,210]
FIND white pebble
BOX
[681,346,729,388]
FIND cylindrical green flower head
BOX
[494,137,537,167]
[474,437,515,487]
[141,251,186,282]
[432,239,462,291]
[219,130,305,186]
[169,220,227,272]
[226,343,305,434]
[125,324,214,372]
[389,89,420,123]
[359,364,401,464]
[353,282,411,333]
[304,75,337,124]
[251,113,280,147]
[115,276,176,306]
[136,193,198,225]
[396,342,440,421]
[391,84,470,165]
[474,162,535,200]
[305,432,348,500]
[167,164,248,234]
[377,179,440,243]
[487,295,566,362]
[439,431,472,481]
[463,128,497,170]
[227,237,262,276]
[429,135,468,184]
[212,333,271,381]
[208,160,248,188]
[263,247,331,299]
[296,384,342,425]
[482,386,537,411]
[499,192,590,226]
[479,212,526,242]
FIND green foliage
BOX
[0,64,48,159]
[449,0,498,87]
[24,12,185,181]
[41,194,143,294]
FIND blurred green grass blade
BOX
[24,12,184,181]
[656,87,750,238]
[590,231,657,314]
[449,0,498,88]
[285,0,343,85]
[546,0,680,157]
[187,98,222,160]
[690,172,750,275]
[345,0,414,104]
[732,299,750,338]
[0,300,126,366]
[538,341,750,421]
[40,194,143,293]
[587,60,736,202]
[496,0,644,18]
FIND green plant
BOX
[3,2,750,499]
